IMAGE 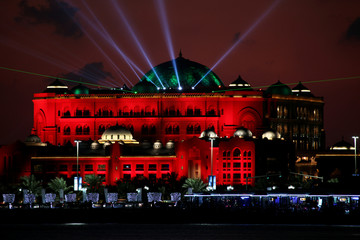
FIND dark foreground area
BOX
[1,207,360,225]
[1,223,360,240]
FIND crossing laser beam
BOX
[193,0,281,88]
[111,0,165,88]
[155,0,180,89]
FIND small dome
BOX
[292,82,313,96]
[25,134,42,143]
[103,140,112,149]
[262,130,281,140]
[330,139,355,151]
[153,140,162,149]
[166,140,175,149]
[44,79,69,94]
[90,140,100,150]
[266,81,292,95]
[228,75,252,90]
[233,127,253,138]
[200,129,218,139]
[100,125,135,143]
[72,84,90,94]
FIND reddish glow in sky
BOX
[0,0,359,146]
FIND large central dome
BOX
[134,53,224,92]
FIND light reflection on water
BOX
[2,223,360,240]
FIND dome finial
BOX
[179,49,182,58]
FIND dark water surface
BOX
[2,223,360,240]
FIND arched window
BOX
[98,125,105,135]
[145,106,152,116]
[223,151,227,157]
[83,125,90,135]
[134,106,141,116]
[166,125,172,134]
[64,126,71,135]
[233,148,241,157]
[127,124,134,133]
[150,125,156,135]
[243,151,247,157]
[248,151,251,157]
[75,108,82,117]
[63,109,71,117]
[141,124,148,135]
[169,106,176,116]
[187,124,193,134]
[194,107,201,116]
[123,106,129,116]
[194,124,201,134]
[187,106,193,116]
[83,108,90,117]
[102,107,109,117]
[207,106,216,116]
[76,125,82,135]
[173,125,180,134]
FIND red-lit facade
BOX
[1,57,324,186]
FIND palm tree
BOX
[48,177,73,194]
[84,174,104,193]
[20,175,42,195]
[182,178,207,193]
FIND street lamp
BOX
[353,136,359,176]
[74,140,81,190]
[199,130,218,190]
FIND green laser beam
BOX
[0,66,134,93]
[212,76,360,93]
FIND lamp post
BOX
[199,130,217,190]
[353,136,359,176]
[74,140,81,190]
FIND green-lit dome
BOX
[72,84,90,94]
[139,53,225,92]
[266,81,292,96]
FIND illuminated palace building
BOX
[1,54,324,186]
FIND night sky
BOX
[0,0,359,147]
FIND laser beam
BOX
[155,0,180,89]
[193,0,281,88]
[212,75,360,93]
[111,0,165,88]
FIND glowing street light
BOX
[74,140,82,191]
[353,136,359,176]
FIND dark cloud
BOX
[15,0,83,38]
[346,17,360,41]
[62,62,114,85]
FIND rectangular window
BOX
[98,174,106,182]
[243,162,247,168]
[149,174,157,179]
[123,174,131,180]
[46,165,56,172]
[161,164,170,171]
[123,164,131,171]
[97,164,106,171]
[148,164,157,171]
[223,173,227,179]
[34,164,43,172]
[233,163,241,169]
[72,164,80,171]
[136,164,144,171]
[233,173,241,179]
[85,164,93,171]
[248,162,251,168]
[161,173,168,179]
[59,165,68,171]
